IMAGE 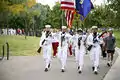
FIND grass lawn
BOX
[0,35,40,56]
[0,31,120,56]
[114,31,120,48]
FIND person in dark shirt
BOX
[104,29,116,67]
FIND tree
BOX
[44,2,68,29]
[107,0,120,26]
[83,4,116,28]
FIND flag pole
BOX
[76,13,79,30]
[60,10,63,30]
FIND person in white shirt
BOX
[71,31,77,56]
[72,28,87,74]
[52,29,59,58]
[87,26,103,75]
[39,25,53,72]
[57,26,71,72]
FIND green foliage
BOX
[84,5,116,28]
[107,0,120,26]
[114,30,120,48]
[8,0,27,4]
[72,13,83,29]
[0,0,9,12]
[45,3,64,29]
[0,0,119,30]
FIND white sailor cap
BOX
[91,26,98,29]
[62,26,67,29]
[77,28,83,32]
[45,25,51,28]
[78,28,82,31]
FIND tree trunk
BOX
[25,19,27,39]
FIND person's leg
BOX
[107,50,111,66]
[48,49,52,68]
[94,51,100,73]
[75,48,79,68]
[110,53,113,65]
[54,42,59,57]
[57,48,64,71]
[61,50,67,72]
[55,42,59,56]
[90,49,95,69]
[61,52,64,70]
[45,58,49,68]
[111,53,113,61]
[100,44,104,57]
[78,53,84,73]
[103,50,107,58]
[52,42,56,57]
[108,53,111,61]
[69,45,72,56]
[72,48,75,56]
[43,48,49,72]
[110,50,115,65]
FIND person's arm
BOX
[114,37,116,49]
[38,33,45,53]
[99,37,104,45]
[39,32,46,47]
[104,37,107,51]
[86,35,94,46]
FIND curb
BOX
[103,47,120,80]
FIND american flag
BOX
[61,0,75,10]
[61,0,75,28]
[65,10,75,28]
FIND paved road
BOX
[104,48,120,80]
[0,54,117,80]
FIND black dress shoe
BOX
[61,69,65,72]
[107,63,110,67]
[78,70,82,74]
[94,71,98,75]
[78,66,80,70]
[48,63,50,68]
[44,68,48,72]
[92,67,95,71]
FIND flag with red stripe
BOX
[61,0,75,10]
[65,10,75,28]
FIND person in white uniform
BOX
[71,31,77,56]
[52,29,59,58]
[39,25,53,72]
[72,28,87,74]
[57,26,70,72]
[87,26,102,75]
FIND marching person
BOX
[68,29,73,56]
[52,29,59,58]
[87,26,103,75]
[57,26,70,72]
[104,29,116,67]
[73,28,87,74]
[100,28,108,58]
[71,31,77,56]
[39,25,53,72]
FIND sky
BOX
[36,0,106,9]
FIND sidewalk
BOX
[103,47,120,80]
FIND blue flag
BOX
[76,0,94,21]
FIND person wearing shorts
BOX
[104,29,116,67]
